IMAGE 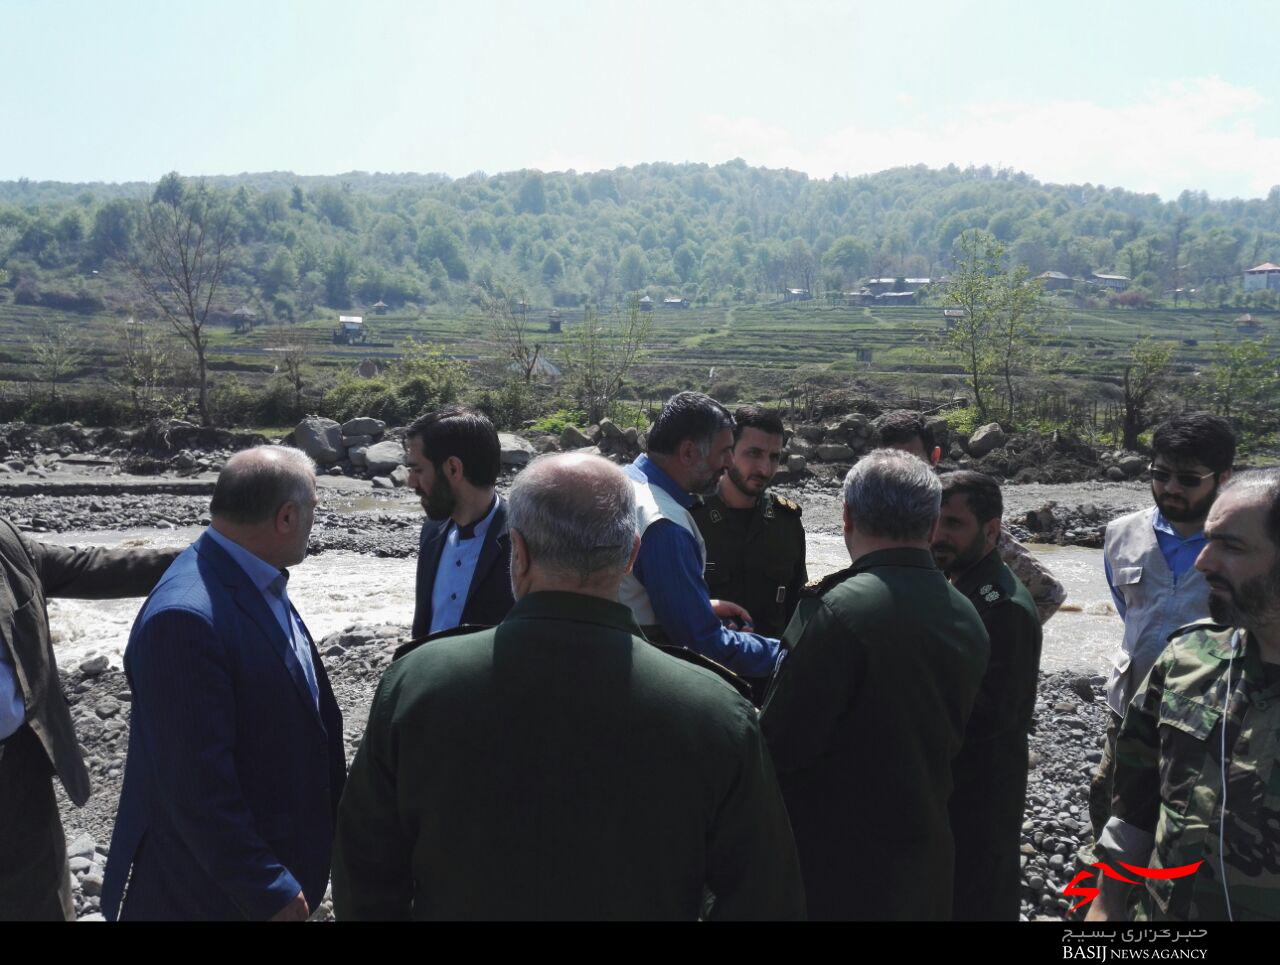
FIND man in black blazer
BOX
[0,519,177,921]
[407,406,514,640]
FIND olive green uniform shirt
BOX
[332,591,806,921]
[1100,621,1280,922]
[947,548,1043,920]
[760,547,990,920]
[691,490,807,639]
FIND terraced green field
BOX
[0,296,1273,404]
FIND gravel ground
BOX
[56,625,1105,922]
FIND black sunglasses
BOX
[1149,466,1217,488]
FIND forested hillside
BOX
[2,161,1279,319]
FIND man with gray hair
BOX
[333,452,805,920]
[103,446,346,921]
[761,448,990,920]
[619,391,780,683]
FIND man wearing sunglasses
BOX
[1088,412,1236,841]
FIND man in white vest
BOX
[1088,412,1236,839]
[619,392,782,682]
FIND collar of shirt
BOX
[450,493,500,542]
[632,454,695,509]
[1152,509,1206,546]
[205,526,289,600]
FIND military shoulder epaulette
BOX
[655,644,755,701]
[975,582,1007,605]
[772,495,802,516]
[1167,618,1232,641]
[393,623,492,661]
[803,566,855,598]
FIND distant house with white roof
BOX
[1244,263,1280,292]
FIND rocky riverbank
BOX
[56,622,1105,922]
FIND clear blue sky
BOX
[4,0,1278,198]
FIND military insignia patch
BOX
[709,509,723,523]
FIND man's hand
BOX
[711,599,754,630]
[270,891,310,922]
[1083,875,1129,922]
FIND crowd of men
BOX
[0,392,1275,921]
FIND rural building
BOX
[1244,263,1280,292]
[372,300,389,315]
[784,288,812,302]
[856,348,874,363]
[1235,313,1262,333]
[333,314,367,345]
[231,305,257,333]
[548,309,562,333]
[1035,271,1074,291]
[875,291,916,305]
[663,296,689,309]
[865,277,931,295]
[638,295,653,311]
[842,288,875,305]
[1091,272,1131,291]
[943,308,966,329]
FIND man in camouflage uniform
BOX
[933,471,1042,920]
[1087,469,1280,922]
[876,409,1067,623]
[761,450,989,920]
[692,406,807,642]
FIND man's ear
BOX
[276,500,297,533]
[623,534,641,575]
[676,437,699,467]
[1218,468,1233,487]
[443,455,465,483]
[510,529,530,577]
[930,445,942,466]
[984,515,1002,550]
[842,502,853,535]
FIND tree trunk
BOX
[196,344,211,427]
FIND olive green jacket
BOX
[691,490,807,639]
[1101,622,1280,921]
[760,547,990,920]
[332,591,806,921]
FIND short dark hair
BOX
[875,409,935,454]
[209,445,315,525]
[732,405,785,443]
[406,405,501,487]
[1219,469,1280,552]
[940,470,1003,524]
[646,392,734,456]
[1151,413,1236,474]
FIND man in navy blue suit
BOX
[407,406,514,639]
[103,446,346,921]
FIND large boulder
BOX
[925,416,952,450]
[341,417,386,437]
[598,418,625,441]
[1118,454,1148,478]
[967,423,1008,458]
[347,445,368,468]
[787,454,807,474]
[340,433,374,449]
[560,425,592,449]
[816,443,856,462]
[499,433,537,468]
[294,417,345,465]
[363,440,406,476]
[795,424,826,443]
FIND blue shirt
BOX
[430,496,500,635]
[0,635,25,741]
[629,455,780,678]
[205,527,318,708]
[1104,510,1208,619]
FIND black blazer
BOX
[411,496,514,640]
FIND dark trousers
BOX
[950,738,1029,920]
[0,725,74,921]
[1088,711,1124,844]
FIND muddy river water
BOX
[43,527,1123,676]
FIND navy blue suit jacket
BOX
[411,496,514,640]
[102,532,346,921]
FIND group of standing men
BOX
[2,392,1275,921]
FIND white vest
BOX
[618,462,706,629]
[1102,506,1210,716]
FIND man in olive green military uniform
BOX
[692,406,807,643]
[932,471,1042,921]
[333,452,805,921]
[761,449,989,920]
[1088,469,1280,923]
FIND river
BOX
[42,527,1123,675]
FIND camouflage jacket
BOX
[1098,621,1280,921]
[997,528,1066,625]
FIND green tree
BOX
[618,244,649,291]
[823,235,871,286]
[541,250,564,285]
[1119,338,1175,450]
[28,319,84,405]
[516,173,547,215]
[1206,337,1279,448]
[564,298,651,424]
[325,247,356,307]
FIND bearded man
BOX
[1089,412,1237,840]
[932,471,1042,920]
[407,406,514,640]
[619,392,781,680]
[1087,469,1280,922]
